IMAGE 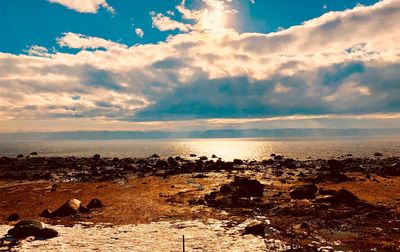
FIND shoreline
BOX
[1,155,399,251]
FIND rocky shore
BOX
[0,153,399,251]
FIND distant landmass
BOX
[1,128,400,141]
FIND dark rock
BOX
[7,213,19,222]
[51,198,82,217]
[282,158,296,169]
[39,209,53,218]
[374,152,383,157]
[204,177,265,208]
[190,154,197,157]
[79,206,90,213]
[155,160,168,168]
[7,219,57,239]
[93,154,101,160]
[312,171,350,183]
[290,184,318,199]
[318,187,336,195]
[233,159,244,165]
[212,154,217,158]
[199,156,208,161]
[87,198,103,209]
[231,176,265,197]
[316,189,360,206]
[327,159,342,170]
[193,174,208,179]
[167,157,178,166]
[30,152,39,156]
[382,163,400,176]
[243,221,266,237]
[262,159,274,166]
[38,228,59,239]
[151,154,160,158]
[17,154,24,158]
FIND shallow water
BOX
[1,137,400,161]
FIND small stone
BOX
[87,198,103,209]
[7,213,20,222]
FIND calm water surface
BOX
[1,137,400,161]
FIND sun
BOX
[200,5,227,33]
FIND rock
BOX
[290,184,318,199]
[151,154,160,158]
[318,187,336,195]
[193,174,208,179]
[204,177,265,207]
[327,159,341,170]
[93,154,101,160]
[17,154,24,158]
[199,156,208,161]
[51,184,57,192]
[382,163,400,176]
[30,152,38,156]
[374,152,383,157]
[212,154,217,158]
[167,157,178,166]
[39,209,53,218]
[190,154,197,157]
[79,206,90,213]
[233,159,244,165]
[51,198,82,217]
[312,171,350,183]
[87,198,103,209]
[282,159,296,169]
[243,221,266,237]
[7,219,58,239]
[231,176,265,197]
[155,160,168,168]
[316,189,360,206]
[7,213,20,221]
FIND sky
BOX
[1,0,400,132]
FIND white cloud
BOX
[48,0,115,14]
[150,12,191,32]
[57,32,127,50]
[135,28,144,38]
[24,45,52,57]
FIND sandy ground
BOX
[0,219,285,252]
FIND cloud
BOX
[1,0,400,131]
[48,0,115,14]
[24,45,52,57]
[150,12,191,32]
[57,32,127,50]
[135,28,144,38]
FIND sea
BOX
[1,137,400,161]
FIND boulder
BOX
[39,209,53,218]
[51,198,82,217]
[290,184,318,199]
[312,172,350,183]
[382,163,400,176]
[30,152,38,156]
[87,198,103,209]
[7,220,58,239]
[231,176,265,197]
[233,159,244,165]
[243,220,266,237]
[7,213,20,222]
[316,189,360,206]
